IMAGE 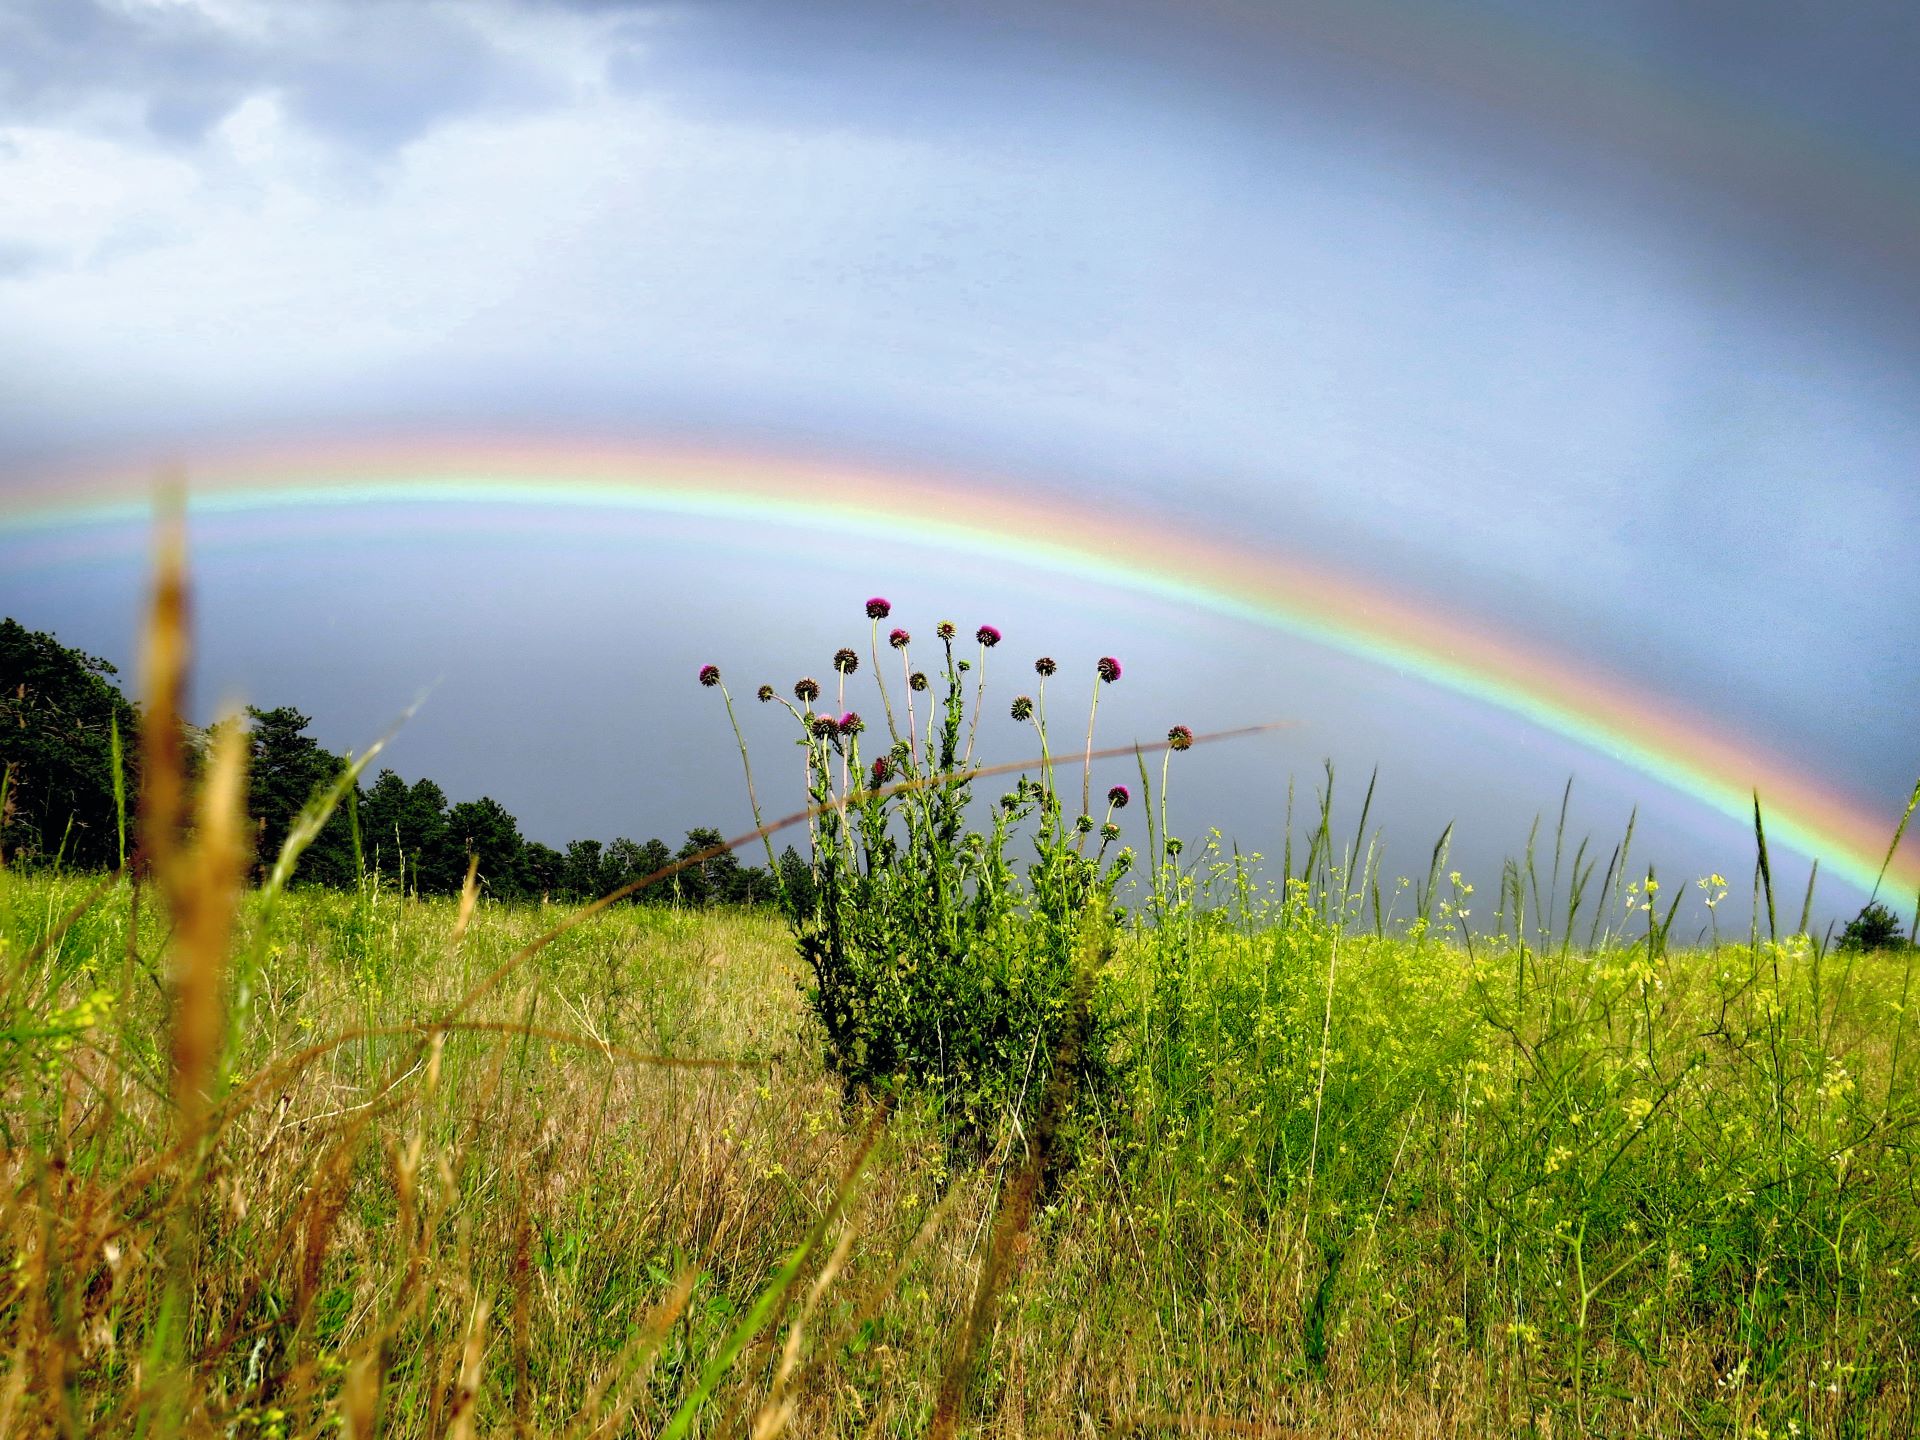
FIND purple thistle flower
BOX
[1096,656,1122,683]
[795,677,821,703]
[889,627,911,649]
[1107,784,1130,808]
[976,624,1001,648]
[833,647,859,674]
[838,711,864,735]
[871,755,893,785]
[1167,724,1194,752]
[1010,695,1034,722]
[909,671,929,692]
[698,663,721,688]
[866,597,892,620]
[756,684,776,703]
[1034,656,1056,677]
[937,620,956,640]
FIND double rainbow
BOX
[3,436,1914,907]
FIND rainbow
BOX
[3,435,1915,907]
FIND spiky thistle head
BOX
[1101,822,1120,842]
[1107,784,1130,808]
[838,711,863,735]
[1166,837,1183,856]
[794,677,821,704]
[889,627,911,650]
[976,624,1001,648]
[866,597,892,620]
[1034,656,1056,677]
[1167,724,1193,751]
[698,663,721,688]
[810,714,838,738]
[756,683,776,703]
[1096,656,1122,683]
[870,755,892,785]
[909,671,929,692]
[833,647,859,674]
[1075,814,1094,834]
[1010,695,1034,722]
[936,620,956,641]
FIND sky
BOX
[0,0,1916,931]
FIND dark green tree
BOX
[522,841,564,900]
[246,705,358,886]
[1840,902,1910,952]
[777,844,816,915]
[560,839,608,901]
[446,795,526,900]
[633,838,675,904]
[0,618,139,868]
[675,826,740,906]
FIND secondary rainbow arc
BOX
[2,438,1913,907]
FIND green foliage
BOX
[447,794,529,898]
[1841,900,1911,952]
[715,616,1134,1143]
[245,705,359,886]
[0,617,139,868]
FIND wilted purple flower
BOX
[838,711,864,735]
[937,620,956,640]
[866,597,892,619]
[1096,656,1122,683]
[871,755,893,785]
[833,647,859,674]
[1011,695,1034,721]
[976,624,1001,648]
[1107,784,1130,808]
[698,663,721,688]
[909,671,929,692]
[1034,656,1056,677]
[756,684,776,703]
[795,677,821,703]
[889,627,911,649]
[1167,724,1194,751]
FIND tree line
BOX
[0,617,809,906]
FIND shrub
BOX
[704,608,1148,1144]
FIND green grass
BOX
[5,852,1918,1437]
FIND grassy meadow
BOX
[6,849,1920,1437]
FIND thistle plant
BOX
[704,601,1171,1143]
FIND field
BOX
[6,850,1919,1437]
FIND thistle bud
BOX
[795,677,821,703]
[1011,695,1034,721]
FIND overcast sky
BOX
[1,0,1916,928]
